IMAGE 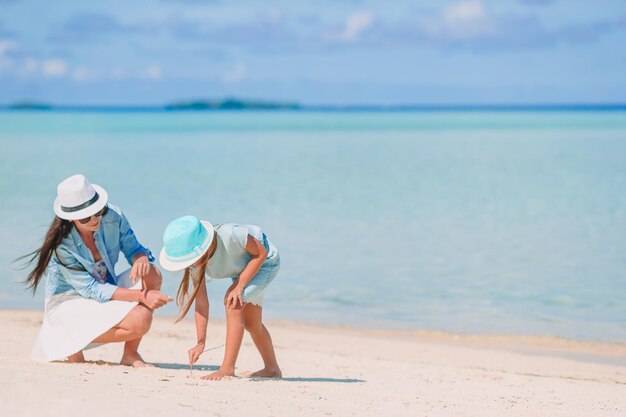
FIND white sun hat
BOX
[53,174,108,221]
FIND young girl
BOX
[159,215,281,380]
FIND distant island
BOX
[7,101,53,110]
[2,99,626,112]
[164,98,300,110]
[1,98,301,111]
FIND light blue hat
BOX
[159,216,215,271]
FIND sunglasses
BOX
[78,205,108,224]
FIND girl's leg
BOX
[202,302,246,380]
[242,304,281,378]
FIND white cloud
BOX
[72,66,130,82]
[421,0,495,41]
[0,46,71,79]
[0,39,17,72]
[42,59,68,77]
[222,63,247,83]
[345,12,373,40]
[0,39,17,55]
[340,12,374,42]
[142,64,162,80]
[444,0,486,24]
[73,66,90,82]
[266,8,283,24]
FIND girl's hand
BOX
[224,283,243,309]
[130,255,151,283]
[188,342,205,366]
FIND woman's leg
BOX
[201,302,246,380]
[92,304,152,342]
[242,304,281,378]
[90,304,153,367]
[118,265,163,366]
[67,351,85,363]
[67,267,162,366]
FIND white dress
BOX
[31,269,140,362]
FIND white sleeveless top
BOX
[204,224,279,280]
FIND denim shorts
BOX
[234,255,280,307]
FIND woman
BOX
[21,174,172,367]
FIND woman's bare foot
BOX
[67,351,85,363]
[200,368,235,381]
[120,352,154,368]
[246,367,282,378]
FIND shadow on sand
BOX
[252,377,366,383]
[58,360,220,372]
[152,363,220,371]
[152,362,367,384]
[72,360,365,382]
[62,360,366,383]
[153,364,365,382]
[146,363,367,383]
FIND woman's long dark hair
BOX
[16,216,74,293]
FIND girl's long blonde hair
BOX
[175,250,209,323]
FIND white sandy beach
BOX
[1,309,625,417]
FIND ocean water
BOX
[1,110,625,341]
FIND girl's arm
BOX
[188,279,209,365]
[225,234,268,308]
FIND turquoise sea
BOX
[1,110,625,341]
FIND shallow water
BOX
[1,110,625,341]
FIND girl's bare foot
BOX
[201,368,235,380]
[120,352,154,368]
[246,367,282,378]
[67,351,85,363]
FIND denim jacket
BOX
[44,204,154,302]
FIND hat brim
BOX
[159,220,214,272]
[53,184,108,221]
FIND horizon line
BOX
[2,102,626,112]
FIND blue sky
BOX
[0,0,625,105]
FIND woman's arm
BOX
[56,247,117,302]
[130,252,152,282]
[225,234,268,308]
[110,286,172,309]
[188,279,209,365]
[56,244,171,309]
[114,206,154,265]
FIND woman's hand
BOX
[130,255,151,283]
[188,342,206,366]
[142,289,173,310]
[224,283,243,309]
